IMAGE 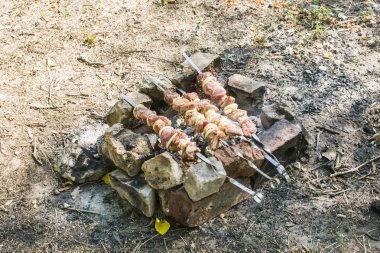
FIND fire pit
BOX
[59,52,307,227]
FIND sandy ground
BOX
[0,0,379,252]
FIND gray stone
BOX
[109,170,156,217]
[260,103,295,129]
[171,52,220,90]
[184,157,226,202]
[104,123,124,139]
[181,52,220,73]
[142,152,184,190]
[291,92,304,101]
[146,133,159,149]
[105,92,152,128]
[103,126,155,177]
[100,124,124,166]
[139,77,173,105]
[227,74,266,111]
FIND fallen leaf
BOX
[102,173,110,185]
[85,36,95,44]
[155,218,170,235]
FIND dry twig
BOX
[316,125,340,135]
[61,206,102,215]
[77,54,118,67]
[32,137,43,165]
[330,155,380,178]
[132,234,159,253]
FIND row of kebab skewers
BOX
[121,53,291,202]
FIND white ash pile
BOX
[57,52,308,227]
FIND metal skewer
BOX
[182,52,291,183]
[183,52,202,74]
[120,94,264,203]
[157,75,280,188]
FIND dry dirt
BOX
[0,0,379,252]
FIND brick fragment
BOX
[252,119,306,188]
[214,142,264,178]
[168,177,251,227]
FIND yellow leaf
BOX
[155,218,170,235]
[86,36,95,44]
[102,173,110,185]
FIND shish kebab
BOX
[148,76,280,188]
[120,94,264,203]
[182,52,291,183]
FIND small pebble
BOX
[319,65,327,71]
[62,203,71,208]
[292,162,301,170]
[292,93,303,101]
